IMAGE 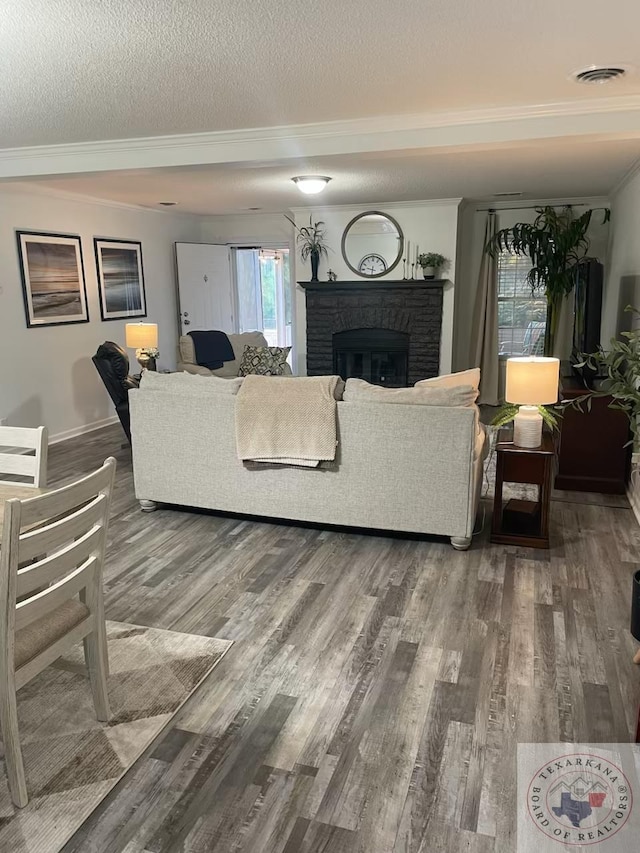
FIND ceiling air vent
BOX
[573,66,626,84]
[494,191,523,198]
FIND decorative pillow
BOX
[415,367,480,392]
[343,378,478,407]
[140,371,244,395]
[238,345,291,376]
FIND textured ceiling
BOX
[22,138,640,214]
[2,0,640,148]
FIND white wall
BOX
[602,171,640,345]
[454,198,610,372]
[603,168,640,516]
[199,212,294,246]
[0,186,199,440]
[291,200,461,376]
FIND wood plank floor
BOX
[44,424,640,853]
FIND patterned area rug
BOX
[0,621,232,853]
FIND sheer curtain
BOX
[469,211,500,405]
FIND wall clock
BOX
[358,253,387,276]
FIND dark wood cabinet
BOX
[556,372,630,494]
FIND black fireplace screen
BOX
[333,328,409,387]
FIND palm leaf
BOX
[485,205,609,353]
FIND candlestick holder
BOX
[402,259,407,279]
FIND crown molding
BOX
[288,198,463,215]
[610,154,640,198]
[1,96,640,179]
[0,181,198,218]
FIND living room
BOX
[1,1,640,851]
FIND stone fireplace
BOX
[299,279,444,386]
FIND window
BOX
[497,251,547,356]
[234,247,291,347]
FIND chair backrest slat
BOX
[0,458,116,652]
[18,493,107,564]
[17,525,103,598]
[0,426,47,488]
[17,461,112,529]
[15,556,97,631]
[0,453,38,479]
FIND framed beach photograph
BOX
[16,231,89,327]
[94,238,147,321]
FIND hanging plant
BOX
[485,205,610,355]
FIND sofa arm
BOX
[177,363,213,376]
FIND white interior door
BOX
[175,243,235,334]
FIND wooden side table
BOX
[490,429,555,549]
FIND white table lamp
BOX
[505,356,560,448]
[125,322,158,371]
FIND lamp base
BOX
[136,349,157,372]
[513,405,543,448]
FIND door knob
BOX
[184,319,191,325]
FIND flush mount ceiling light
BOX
[291,176,332,195]
[571,64,629,84]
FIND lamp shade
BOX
[125,322,157,349]
[505,357,559,405]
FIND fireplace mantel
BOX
[298,279,446,291]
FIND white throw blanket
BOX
[235,375,339,467]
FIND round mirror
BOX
[341,211,404,278]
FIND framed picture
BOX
[16,231,89,327]
[94,238,147,321]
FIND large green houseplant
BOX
[485,205,610,355]
[571,307,640,455]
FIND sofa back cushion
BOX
[140,370,244,395]
[415,367,480,392]
[343,378,478,407]
[179,331,269,377]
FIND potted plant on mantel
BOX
[418,252,447,280]
[284,215,329,282]
[485,205,610,356]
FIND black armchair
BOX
[92,341,139,442]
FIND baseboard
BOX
[49,416,119,445]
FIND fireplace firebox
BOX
[333,328,409,386]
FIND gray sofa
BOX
[178,331,292,377]
[129,376,487,549]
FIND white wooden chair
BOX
[0,426,48,488]
[0,457,116,807]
